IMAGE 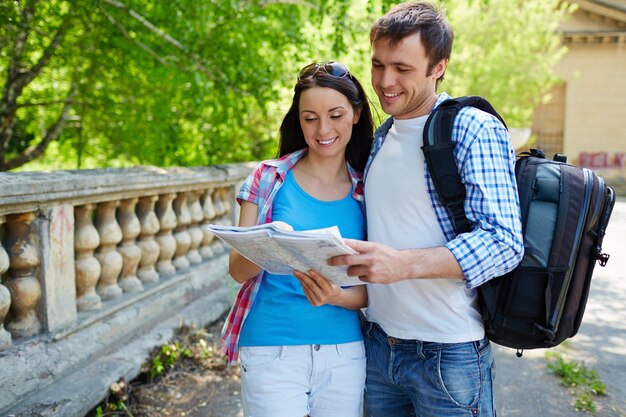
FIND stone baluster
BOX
[0,216,12,350]
[155,194,177,276]
[4,212,42,338]
[137,196,160,283]
[186,191,204,264]
[116,198,143,293]
[94,201,123,300]
[199,188,217,259]
[212,188,226,225]
[172,193,192,270]
[220,187,233,225]
[74,204,102,311]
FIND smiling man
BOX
[329,2,524,416]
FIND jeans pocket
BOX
[239,345,282,368]
[338,341,366,360]
[437,343,481,408]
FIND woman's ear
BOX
[353,105,362,124]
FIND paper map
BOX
[208,223,363,286]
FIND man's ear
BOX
[432,59,449,81]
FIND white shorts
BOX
[239,341,366,417]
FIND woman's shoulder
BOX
[258,149,307,170]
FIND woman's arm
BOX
[228,201,262,283]
[294,270,368,310]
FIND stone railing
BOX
[0,163,253,417]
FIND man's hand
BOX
[329,239,408,284]
[329,240,466,284]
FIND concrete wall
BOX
[0,163,252,417]
[534,3,626,192]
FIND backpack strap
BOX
[422,96,507,235]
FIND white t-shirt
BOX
[364,116,484,342]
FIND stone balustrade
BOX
[0,163,253,416]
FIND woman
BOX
[221,61,374,417]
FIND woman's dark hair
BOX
[278,64,374,172]
[370,1,453,88]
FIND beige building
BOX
[532,0,626,191]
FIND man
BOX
[329,2,524,416]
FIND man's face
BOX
[371,33,446,119]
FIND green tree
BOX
[1,0,572,171]
[440,0,573,127]
[0,0,352,171]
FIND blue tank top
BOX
[238,169,365,346]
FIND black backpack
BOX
[422,96,616,356]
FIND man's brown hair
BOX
[370,1,454,87]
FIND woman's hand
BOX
[294,270,342,306]
[294,270,367,310]
[271,221,293,231]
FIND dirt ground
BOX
[128,362,242,417]
[89,317,243,417]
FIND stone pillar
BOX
[95,201,123,300]
[155,193,177,276]
[4,212,42,338]
[172,193,191,270]
[137,196,160,284]
[199,188,216,259]
[40,204,78,331]
[116,198,143,293]
[186,191,204,265]
[74,204,102,311]
[0,216,12,350]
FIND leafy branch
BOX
[100,0,247,95]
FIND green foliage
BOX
[149,342,192,379]
[1,0,573,170]
[90,379,133,417]
[1,0,354,170]
[442,0,574,127]
[546,350,607,413]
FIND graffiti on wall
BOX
[579,152,625,169]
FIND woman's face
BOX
[298,86,361,161]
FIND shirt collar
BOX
[263,148,362,185]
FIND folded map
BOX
[208,223,362,286]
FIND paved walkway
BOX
[494,198,626,417]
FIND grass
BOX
[545,349,607,413]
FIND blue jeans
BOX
[363,321,496,417]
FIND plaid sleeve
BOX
[236,163,263,206]
[445,110,524,289]
[221,276,260,364]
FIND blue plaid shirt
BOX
[363,93,524,289]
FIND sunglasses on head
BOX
[297,61,350,81]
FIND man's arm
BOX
[444,111,524,288]
[330,111,524,287]
[329,240,463,284]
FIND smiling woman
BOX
[221,61,374,417]
[296,87,362,200]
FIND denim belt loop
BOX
[279,345,287,360]
[415,340,426,359]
